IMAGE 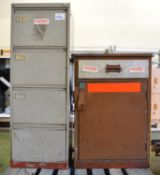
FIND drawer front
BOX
[79,60,149,79]
[12,127,66,162]
[12,88,66,124]
[12,48,66,86]
[13,10,67,46]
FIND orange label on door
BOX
[88,82,141,93]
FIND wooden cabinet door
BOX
[76,81,148,161]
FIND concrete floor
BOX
[0,131,160,174]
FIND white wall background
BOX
[1,0,160,50]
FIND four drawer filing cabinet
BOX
[11,3,70,168]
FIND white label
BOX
[16,16,28,22]
[15,53,27,61]
[55,13,65,20]
[34,19,49,25]
[82,66,98,73]
[129,66,145,73]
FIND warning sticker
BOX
[82,66,98,73]
[32,19,48,40]
[55,13,65,20]
[129,66,145,73]
[34,19,49,25]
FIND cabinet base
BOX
[11,161,67,169]
[75,161,149,168]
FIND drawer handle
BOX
[77,89,86,111]
[106,64,122,73]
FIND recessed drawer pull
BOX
[106,64,122,73]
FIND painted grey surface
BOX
[39,169,54,175]
[92,169,105,175]
[12,48,67,86]
[12,127,66,162]
[126,169,153,175]
[13,9,67,46]
[79,60,149,79]
[12,88,66,124]
[109,169,123,175]
[2,169,155,175]
[16,168,37,175]
[58,170,71,175]
[75,169,87,175]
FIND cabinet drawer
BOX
[12,88,66,124]
[12,127,66,162]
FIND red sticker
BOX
[34,19,49,25]
[129,66,145,73]
[82,66,98,73]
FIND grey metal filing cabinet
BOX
[11,3,70,169]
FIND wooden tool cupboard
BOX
[73,53,152,168]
